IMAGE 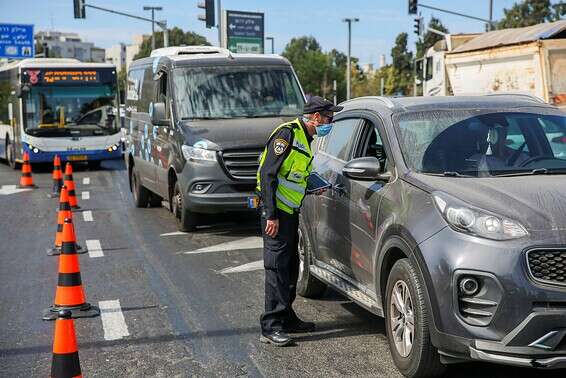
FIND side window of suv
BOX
[355,120,389,172]
[322,118,360,161]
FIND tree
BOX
[388,33,414,95]
[416,17,449,59]
[498,0,565,29]
[282,37,329,98]
[134,27,210,59]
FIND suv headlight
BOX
[182,145,217,162]
[433,192,528,240]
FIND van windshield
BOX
[173,66,304,119]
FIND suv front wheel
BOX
[385,259,444,378]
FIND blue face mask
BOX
[316,123,333,137]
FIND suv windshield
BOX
[23,85,118,137]
[173,66,304,119]
[396,109,566,177]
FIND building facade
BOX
[35,31,105,62]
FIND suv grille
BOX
[527,249,566,287]
[220,148,262,180]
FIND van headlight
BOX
[433,192,528,240]
[182,145,217,162]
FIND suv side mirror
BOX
[150,102,167,125]
[343,157,389,181]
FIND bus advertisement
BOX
[0,58,123,168]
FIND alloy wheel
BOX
[390,280,415,358]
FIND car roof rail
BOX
[150,45,232,58]
[484,93,546,104]
[340,96,397,109]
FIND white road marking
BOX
[182,236,263,255]
[99,299,129,341]
[0,185,31,195]
[82,210,93,222]
[83,177,90,185]
[86,239,104,258]
[160,231,189,236]
[218,259,264,274]
[81,191,90,200]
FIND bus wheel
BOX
[6,138,16,170]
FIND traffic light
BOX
[73,0,86,19]
[197,0,215,28]
[414,17,423,36]
[408,0,418,15]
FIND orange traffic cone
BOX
[47,186,86,256]
[64,163,80,210]
[18,152,36,188]
[49,155,64,198]
[50,309,82,378]
[43,218,99,320]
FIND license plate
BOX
[68,155,88,161]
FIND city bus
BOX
[0,58,122,168]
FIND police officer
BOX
[256,96,343,346]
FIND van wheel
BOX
[172,181,197,232]
[385,259,445,378]
[6,138,16,169]
[297,218,327,298]
[131,165,150,208]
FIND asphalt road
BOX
[0,158,562,377]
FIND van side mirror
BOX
[150,102,167,125]
[343,157,389,181]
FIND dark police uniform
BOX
[257,119,313,335]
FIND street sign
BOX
[0,23,34,59]
[224,10,264,54]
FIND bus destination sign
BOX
[24,70,100,85]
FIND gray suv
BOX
[297,95,566,377]
[124,46,304,230]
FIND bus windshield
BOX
[173,66,304,120]
[23,85,118,136]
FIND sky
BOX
[0,0,559,66]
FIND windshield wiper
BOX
[424,171,474,177]
[492,168,566,177]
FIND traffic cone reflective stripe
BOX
[43,218,99,320]
[51,155,64,197]
[64,163,80,209]
[18,152,36,188]
[51,310,82,378]
[48,186,85,256]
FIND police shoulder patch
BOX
[273,138,289,155]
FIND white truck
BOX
[419,20,566,109]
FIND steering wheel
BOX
[519,156,560,167]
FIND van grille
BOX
[219,148,262,180]
[527,249,566,287]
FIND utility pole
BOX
[143,6,163,51]
[342,17,359,101]
[488,0,493,31]
[266,37,274,54]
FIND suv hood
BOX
[179,116,297,150]
[407,173,566,231]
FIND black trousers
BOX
[260,210,301,333]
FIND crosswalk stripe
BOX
[182,236,263,255]
[81,191,90,200]
[83,177,90,185]
[99,299,129,341]
[160,231,189,236]
[218,260,264,274]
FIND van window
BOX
[157,71,169,119]
[172,66,304,120]
[140,67,155,114]
[126,68,144,105]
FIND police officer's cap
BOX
[303,96,343,115]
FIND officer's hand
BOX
[265,219,279,238]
